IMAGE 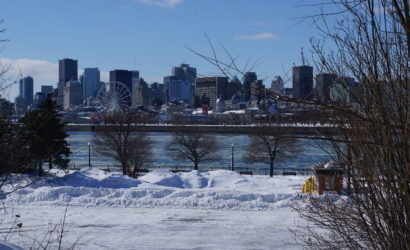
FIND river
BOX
[67,131,330,174]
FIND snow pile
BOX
[55,168,142,188]
[5,168,305,211]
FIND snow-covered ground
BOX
[1,168,307,249]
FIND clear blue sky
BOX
[1,0,321,100]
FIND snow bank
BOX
[56,168,142,188]
[0,241,24,250]
[5,168,305,211]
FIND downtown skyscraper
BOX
[81,68,100,100]
[292,65,313,100]
[19,76,34,106]
[58,58,78,106]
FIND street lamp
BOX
[88,142,91,167]
[231,144,235,171]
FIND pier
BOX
[66,123,337,135]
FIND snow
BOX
[1,168,307,249]
[0,241,24,250]
[222,110,246,114]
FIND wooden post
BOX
[335,175,343,195]
[318,175,325,195]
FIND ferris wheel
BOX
[96,81,132,116]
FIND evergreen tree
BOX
[19,94,70,175]
[0,115,15,173]
[0,115,32,174]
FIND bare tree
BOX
[127,134,152,178]
[166,128,221,170]
[191,0,410,247]
[287,0,410,248]
[93,111,152,177]
[243,132,301,177]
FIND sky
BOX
[0,0,322,100]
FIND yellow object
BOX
[302,176,316,194]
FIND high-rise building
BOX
[34,92,46,107]
[330,77,355,104]
[109,70,132,91]
[292,66,313,100]
[81,68,100,99]
[271,76,284,95]
[63,80,83,110]
[172,64,196,83]
[41,85,54,94]
[164,64,197,103]
[243,72,257,101]
[168,80,192,103]
[150,82,164,104]
[164,76,177,103]
[58,58,78,106]
[133,78,150,107]
[131,70,140,93]
[109,70,133,106]
[14,96,27,115]
[19,76,34,106]
[195,77,233,109]
[315,74,336,103]
[250,80,265,102]
[284,88,293,97]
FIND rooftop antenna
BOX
[301,47,309,66]
[134,54,137,70]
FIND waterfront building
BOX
[215,95,225,113]
[58,58,78,107]
[292,65,313,100]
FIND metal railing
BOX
[68,164,313,176]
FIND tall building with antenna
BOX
[292,65,313,100]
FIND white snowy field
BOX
[1,168,308,249]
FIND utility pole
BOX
[231,144,235,171]
[88,142,91,167]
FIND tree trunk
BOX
[270,152,276,177]
[194,161,199,170]
[121,161,127,175]
[48,156,52,170]
[38,163,44,176]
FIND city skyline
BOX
[0,0,326,100]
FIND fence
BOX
[68,164,313,176]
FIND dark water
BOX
[67,131,330,174]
